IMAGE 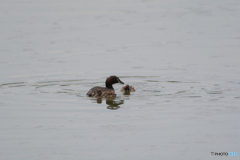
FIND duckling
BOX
[86,75,124,98]
[121,84,135,92]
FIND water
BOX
[1,0,240,159]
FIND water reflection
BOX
[96,98,102,104]
[106,98,124,110]
[123,92,130,95]
[93,97,124,110]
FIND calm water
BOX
[1,0,240,159]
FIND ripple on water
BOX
[206,91,223,94]
[0,82,26,87]
[0,76,239,108]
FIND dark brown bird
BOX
[86,76,124,98]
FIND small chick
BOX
[121,84,135,92]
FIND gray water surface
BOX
[1,0,240,159]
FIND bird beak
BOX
[117,79,124,84]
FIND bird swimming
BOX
[86,75,124,98]
[121,84,135,92]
